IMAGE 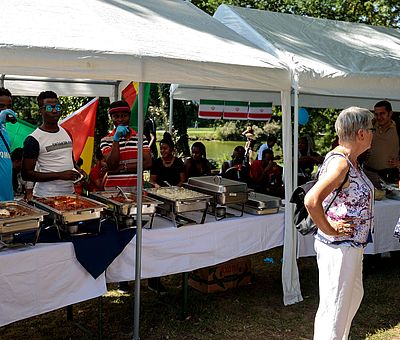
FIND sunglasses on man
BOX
[41,104,62,112]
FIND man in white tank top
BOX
[21,91,81,197]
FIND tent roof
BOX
[1,75,120,97]
[214,5,400,103]
[0,0,289,92]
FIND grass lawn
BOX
[2,248,399,339]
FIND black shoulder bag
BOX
[290,154,350,236]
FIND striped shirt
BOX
[100,127,150,188]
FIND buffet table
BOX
[106,210,285,282]
[0,242,106,327]
[298,198,400,257]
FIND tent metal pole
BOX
[133,82,144,340]
[114,81,121,102]
[168,91,173,134]
[293,75,299,189]
[0,74,4,87]
[281,87,303,306]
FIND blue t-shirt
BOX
[257,143,271,160]
[0,128,13,201]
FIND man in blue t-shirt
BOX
[257,135,278,160]
[0,87,17,201]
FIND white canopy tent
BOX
[1,0,292,337]
[212,4,400,306]
[173,5,400,111]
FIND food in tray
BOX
[35,196,99,211]
[0,209,10,217]
[147,187,206,200]
[109,194,135,203]
[107,194,155,204]
[0,204,30,218]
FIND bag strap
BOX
[0,129,11,154]
[324,168,350,213]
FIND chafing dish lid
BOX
[187,176,247,193]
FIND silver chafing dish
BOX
[89,190,162,228]
[31,195,106,235]
[185,176,248,219]
[145,186,211,227]
[231,192,281,215]
[0,201,48,245]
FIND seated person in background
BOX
[11,147,26,198]
[364,100,399,183]
[298,134,324,184]
[22,91,81,197]
[184,142,211,178]
[100,100,152,190]
[150,132,186,187]
[249,149,283,197]
[88,148,107,192]
[257,135,279,160]
[221,145,250,183]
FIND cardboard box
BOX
[189,257,252,293]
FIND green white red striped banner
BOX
[198,99,223,119]
[248,102,272,121]
[223,101,248,120]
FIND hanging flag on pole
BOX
[121,82,151,131]
[6,118,36,151]
[248,102,273,121]
[198,99,223,119]
[223,101,248,120]
[60,98,99,174]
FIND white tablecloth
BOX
[106,211,285,282]
[0,242,107,327]
[298,199,400,257]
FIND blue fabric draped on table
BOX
[14,218,136,279]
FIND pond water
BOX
[195,140,242,161]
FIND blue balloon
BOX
[298,107,309,125]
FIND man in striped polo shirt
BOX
[100,100,152,190]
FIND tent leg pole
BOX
[133,82,145,340]
[168,94,173,134]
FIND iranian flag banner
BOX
[248,102,272,121]
[198,99,223,119]
[223,101,248,120]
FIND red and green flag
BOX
[248,102,272,121]
[198,99,223,119]
[223,101,249,120]
[121,82,151,131]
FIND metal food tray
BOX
[31,195,107,224]
[246,192,281,209]
[0,201,48,234]
[184,183,248,205]
[187,176,248,193]
[231,204,280,215]
[145,187,211,213]
[89,191,162,216]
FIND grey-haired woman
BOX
[304,107,375,340]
